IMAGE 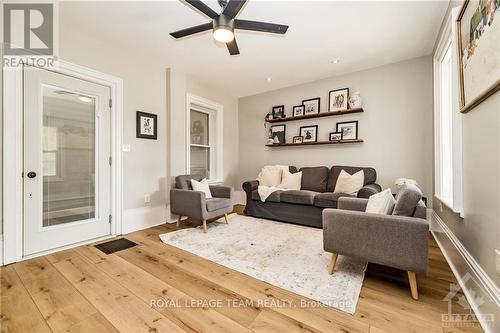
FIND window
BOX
[43,125,58,177]
[434,10,463,214]
[187,94,223,182]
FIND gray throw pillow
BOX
[392,184,422,217]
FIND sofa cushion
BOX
[314,192,354,208]
[176,174,203,190]
[328,166,377,192]
[280,190,318,205]
[206,198,232,212]
[392,184,422,217]
[251,189,282,203]
[299,167,329,192]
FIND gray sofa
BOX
[242,166,382,228]
[170,174,234,233]
[323,185,428,299]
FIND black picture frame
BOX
[270,124,286,144]
[292,105,305,117]
[329,131,343,142]
[328,88,349,112]
[136,111,158,140]
[336,121,358,140]
[299,125,318,143]
[292,136,303,144]
[302,98,320,115]
[272,105,285,119]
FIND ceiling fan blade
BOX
[222,0,247,18]
[234,19,288,34]
[170,22,213,38]
[185,0,219,19]
[226,39,240,55]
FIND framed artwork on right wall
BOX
[456,0,500,113]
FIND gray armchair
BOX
[322,185,428,300]
[171,175,234,233]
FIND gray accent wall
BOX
[238,56,434,199]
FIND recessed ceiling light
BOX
[330,59,340,64]
[266,77,272,82]
[78,96,93,103]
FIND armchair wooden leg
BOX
[202,220,208,233]
[408,271,419,300]
[328,253,338,275]
[176,215,182,228]
[224,214,229,224]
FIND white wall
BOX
[238,56,434,198]
[59,7,239,232]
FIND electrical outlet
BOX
[122,144,131,152]
[439,202,443,213]
[144,194,151,205]
[496,249,500,276]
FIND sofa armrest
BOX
[170,189,206,220]
[209,185,234,199]
[242,180,259,193]
[337,197,369,212]
[322,209,429,273]
[358,183,382,198]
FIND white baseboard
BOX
[431,211,499,333]
[234,190,246,205]
[122,205,169,234]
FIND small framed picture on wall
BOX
[329,131,343,142]
[329,88,349,112]
[272,105,285,119]
[302,98,320,115]
[270,124,286,144]
[292,136,303,144]
[136,111,158,139]
[293,105,305,117]
[336,121,358,140]
[299,125,318,143]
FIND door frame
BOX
[2,59,123,264]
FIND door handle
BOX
[27,171,37,178]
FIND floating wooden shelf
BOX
[266,139,364,147]
[266,108,363,123]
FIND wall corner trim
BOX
[431,211,500,333]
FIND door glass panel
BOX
[42,86,96,227]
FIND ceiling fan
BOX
[170,0,288,55]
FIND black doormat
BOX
[94,238,138,255]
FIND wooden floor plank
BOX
[50,253,185,333]
[75,244,254,333]
[0,265,52,333]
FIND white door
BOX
[24,66,112,256]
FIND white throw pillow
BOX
[278,170,302,190]
[365,188,396,215]
[257,165,287,187]
[191,178,212,199]
[334,169,364,195]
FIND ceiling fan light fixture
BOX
[213,26,234,43]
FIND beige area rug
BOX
[159,215,367,314]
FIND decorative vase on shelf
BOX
[349,91,363,109]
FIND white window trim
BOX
[186,93,223,183]
[433,7,463,216]
[2,60,123,264]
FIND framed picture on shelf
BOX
[329,131,343,142]
[336,121,358,140]
[456,0,500,113]
[270,124,286,144]
[272,105,285,119]
[302,98,320,115]
[293,105,305,117]
[329,88,349,112]
[299,125,318,143]
[136,111,158,139]
[292,136,304,144]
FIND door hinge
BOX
[109,156,112,166]
[109,98,112,108]
[109,214,112,224]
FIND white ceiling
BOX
[60,1,448,97]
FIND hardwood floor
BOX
[1,205,484,333]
